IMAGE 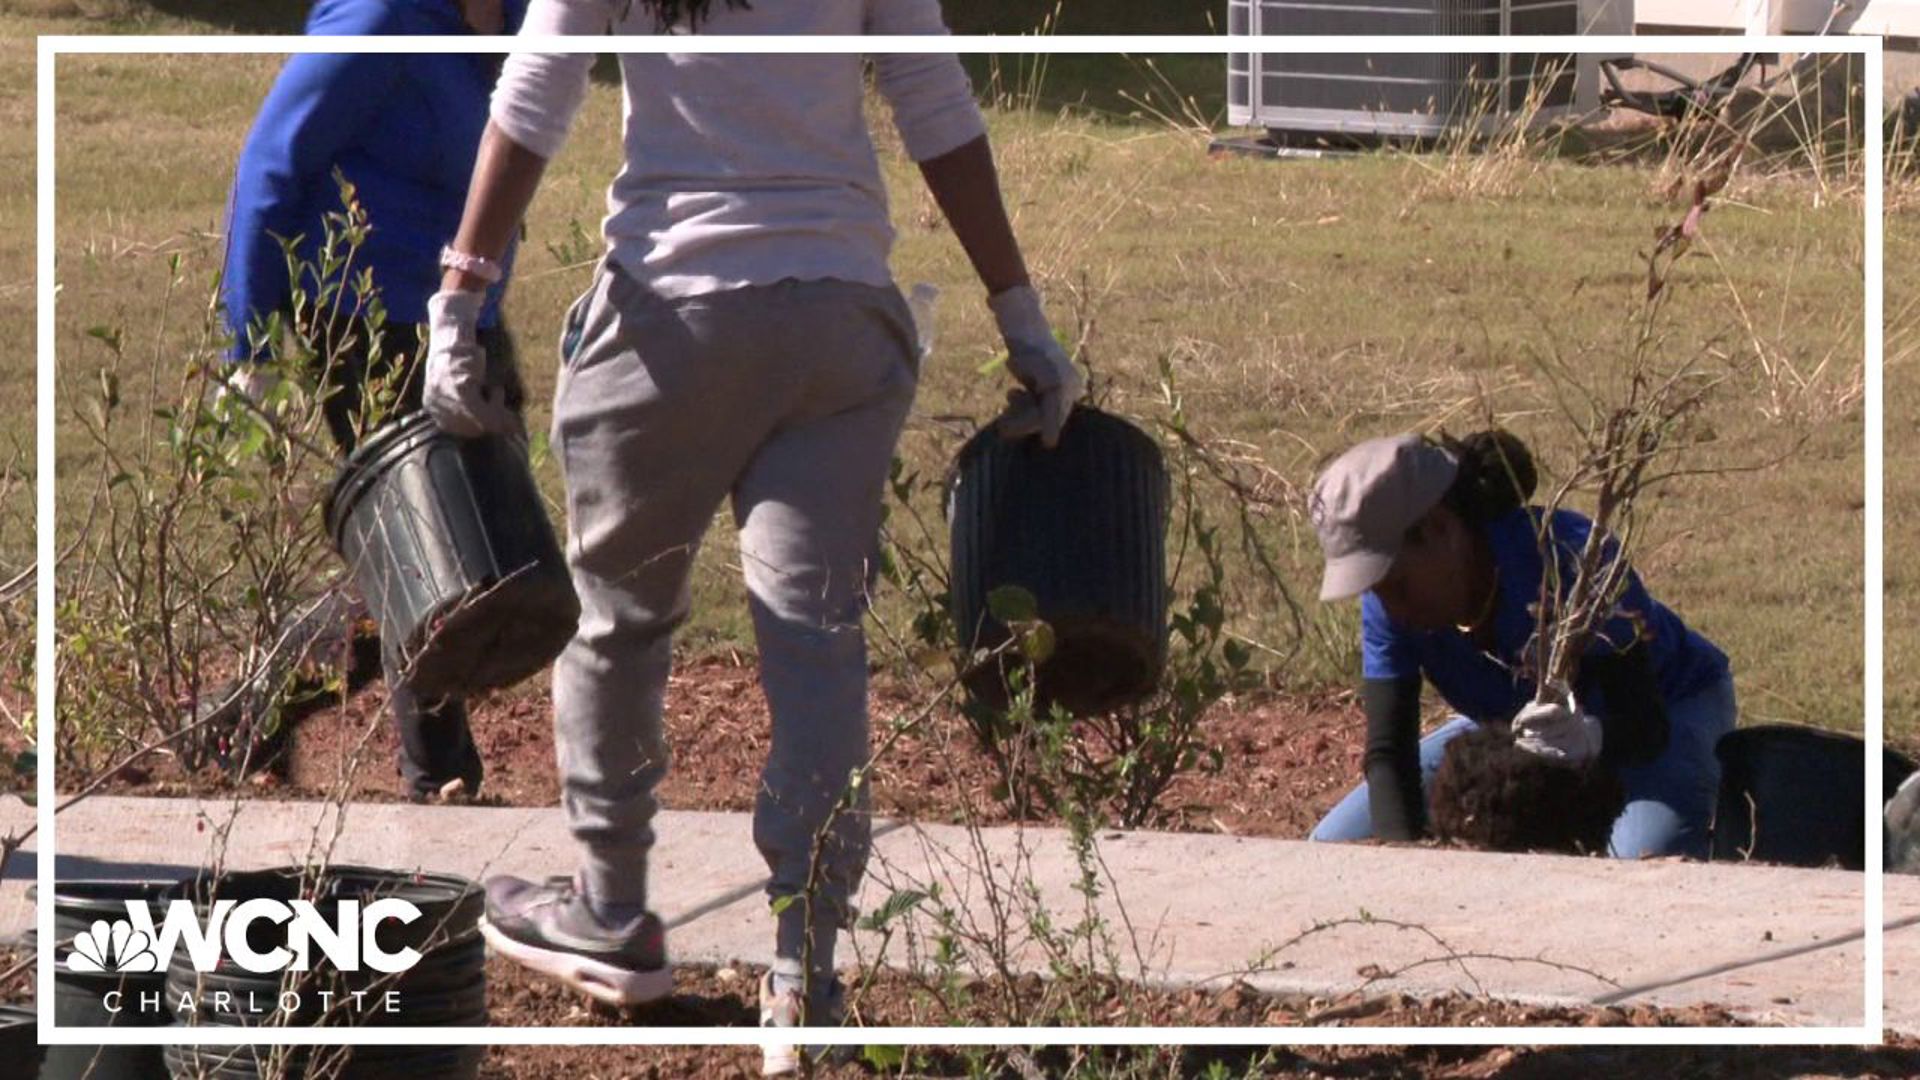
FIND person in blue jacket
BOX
[220,0,528,801]
[1307,430,1736,859]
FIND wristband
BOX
[440,245,504,285]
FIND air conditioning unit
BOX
[1227,1,1633,143]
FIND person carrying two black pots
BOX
[219,0,530,801]
[420,0,1085,1070]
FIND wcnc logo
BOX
[65,897,425,976]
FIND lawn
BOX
[1887,200,1918,740]
[35,38,1870,745]
[1,29,37,752]
[0,30,34,581]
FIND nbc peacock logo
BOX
[65,918,162,974]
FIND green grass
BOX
[40,43,1870,736]
[0,30,34,584]
[1887,208,1918,744]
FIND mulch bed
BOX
[9,946,1916,1076]
[474,955,1920,1079]
[47,648,1914,1067]
[94,650,1367,841]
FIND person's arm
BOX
[1363,675,1428,841]
[440,0,607,290]
[424,0,605,436]
[915,137,1028,296]
[1358,591,1431,839]
[439,124,554,293]
[221,41,406,359]
[868,8,1019,295]
[1579,640,1670,769]
[867,1,1082,446]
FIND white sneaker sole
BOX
[762,1045,801,1077]
[478,915,674,1008]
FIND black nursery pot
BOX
[163,865,485,1080]
[0,1003,40,1079]
[46,879,181,1080]
[947,405,1171,717]
[325,412,578,701]
[1712,724,1917,870]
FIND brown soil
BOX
[61,650,1911,1070]
[473,955,1920,1079]
[483,955,1750,1031]
[10,947,1913,1075]
[476,1038,1920,1080]
[99,651,1365,840]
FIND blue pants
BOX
[1309,675,1738,858]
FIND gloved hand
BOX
[1511,697,1603,768]
[988,284,1085,449]
[219,364,280,413]
[424,288,519,438]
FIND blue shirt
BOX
[1360,507,1729,724]
[220,0,527,360]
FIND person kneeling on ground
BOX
[1307,430,1735,859]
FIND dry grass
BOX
[28,40,1870,738]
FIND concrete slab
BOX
[1882,879,1920,1035]
[13,795,1895,1027]
[859,820,1875,1027]
[15,796,777,942]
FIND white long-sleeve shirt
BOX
[493,0,988,297]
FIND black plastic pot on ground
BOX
[164,864,485,1080]
[947,405,1171,717]
[326,412,579,702]
[47,879,181,1080]
[1712,724,1919,870]
[0,1003,41,1078]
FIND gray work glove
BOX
[989,284,1085,449]
[1511,697,1604,768]
[424,288,518,438]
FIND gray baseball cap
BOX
[1310,434,1459,601]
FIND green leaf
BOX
[862,1046,907,1069]
[1223,638,1252,672]
[987,585,1038,624]
[85,325,123,355]
[769,893,800,917]
[857,888,928,932]
[1019,621,1056,665]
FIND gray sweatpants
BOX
[550,260,918,974]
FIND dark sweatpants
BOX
[312,317,524,797]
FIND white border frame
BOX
[35,32,1884,1048]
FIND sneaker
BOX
[477,874,672,1007]
[759,971,847,1077]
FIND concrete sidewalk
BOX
[2,795,1909,1029]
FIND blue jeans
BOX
[1309,674,1738,858]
